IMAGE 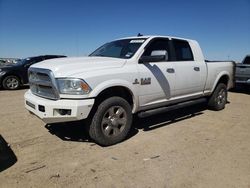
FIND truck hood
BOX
[31,57,126,77]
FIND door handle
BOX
[194,67,200,71]
[166,68,175,73]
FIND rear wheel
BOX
[3,76,21,90]
[208,83,227,111]
[88,97,132,146]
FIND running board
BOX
[138,98,207,118]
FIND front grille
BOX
[28,68,59,100]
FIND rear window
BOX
[172,39,194,61]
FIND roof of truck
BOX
[119,35,194,42]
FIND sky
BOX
[0,0,249,61]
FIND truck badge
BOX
[141,78,151,85]
[133,79,140,85]
[133,78,151,85]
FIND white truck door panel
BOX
[174,61,206,96]
[136,38,177,109]
[137,62,175,107]
[171,39,206,97]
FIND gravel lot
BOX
[0,88,250,188]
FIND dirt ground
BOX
[0,88,250,188]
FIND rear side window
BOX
[172,40,194,61]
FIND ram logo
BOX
[133,78,151,85]
[141,78,151,85]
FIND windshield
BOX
[15,59,25,65]
[89,38,146,59]
[15,58,30,66]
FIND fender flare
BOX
[89,79,139,113]
[211,71,230,92]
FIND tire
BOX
[2,76,21,90]
[208,83,227,111]
[88,97,132,146]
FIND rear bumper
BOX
[24,90,94,124]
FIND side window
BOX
[172,40,194,61]
[142,39,169,61]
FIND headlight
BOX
[0,69,6,76]
[57,78,91,95]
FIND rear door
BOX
[171,39,206,97]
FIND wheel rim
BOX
[101,106,127,137]
[217,89,226,105]
[6,77,19,89]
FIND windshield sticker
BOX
[130,40,145,43]
[125,52,133,57]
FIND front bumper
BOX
[24,90,94,124]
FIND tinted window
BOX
[143,39,169,57]
[243,56,250,64]
[173,40,193,61]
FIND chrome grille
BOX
[28,68,59,100]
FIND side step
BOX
[138,98,207,118]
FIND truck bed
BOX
[204,61,235,93]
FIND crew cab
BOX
[235,55,250,86]
[24,36,235,146]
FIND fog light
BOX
[58,109,71,116]
[38,105,45,112]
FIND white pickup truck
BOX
[24,35,235,146]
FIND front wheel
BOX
[2,76,21,90]
[88,97,132,146]
[208,83,227,111]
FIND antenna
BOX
[137,33,143,37]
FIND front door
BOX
[137,38,176,110]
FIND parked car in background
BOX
[235,55,250,86]
[0,58,19,65]
[0,55,66,90]
[0,60,6,66]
